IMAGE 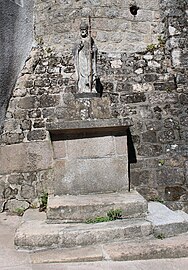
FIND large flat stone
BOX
[47,118,132,132]
[15,218,152,250]
[66,136,116,159]
[30,234,188,264]
[53,157,128,195]
[31,245,103,264]
[147,202,188,237]
[103,233,188,261]
[0,141,53,174]
[47,190,148,222]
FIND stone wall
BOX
[0,0,187,213]
[34,0,162,53]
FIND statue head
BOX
[80,22,88,38]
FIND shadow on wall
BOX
[0,0,33,131]
[127,128,137,191]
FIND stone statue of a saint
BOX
[74,21,98,93]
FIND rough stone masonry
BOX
[0,0,187,213]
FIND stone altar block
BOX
[47,119,131,195]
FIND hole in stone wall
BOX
[130,5,139,16]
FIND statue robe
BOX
[74,36,97,93]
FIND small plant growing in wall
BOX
[14,207,25,216]
[151,197,164,204]
[146,43,157,52]
[146,36,166,53]
[39,192,48,212]
[158,35,166,47]
[155,233,165,240]
[158,159,165,166]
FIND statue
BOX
[74,19,98,93]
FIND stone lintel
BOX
[47,118,132,137]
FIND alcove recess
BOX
[47,118,132,196]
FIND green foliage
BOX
[159,159,165,166]
[39,192,48,212]
[35,35,44,46]
[45,47,53,54]
[155,233,165,240]
[146,44,157,52]
[14,208,25,216]
[158,35,166,47]
[86,209,122,224]
[151,197,164,204]
[146,36,166,53]
[107,209,122,220]
[86,216,110,224]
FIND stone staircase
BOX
[15,190,188,252]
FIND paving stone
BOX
[31,246,103,264]
[103,233,188,261]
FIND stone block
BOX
[142,130,157,143]
[90,97,111,119]
[31,245,103,264]
[0,141,53,174]
[14,220,61,249]
[148,93,178,105]
[20,184,36,201]
[156,168,185,186]
[115,135,127,155]
[147,202,188,237]
[18,96,37,109]
[120,93,146,103]
[165,186,186,201]
[66,136,115,159]
[59,219,151,248]
[103,234,188,261]
[5,199,29,213]
[137,144,163,157]
[47,190,148,222]
[15,218,152,249]
[54,157,128,195]
[27,130,47,141]
[52,141,66,159]
[38,94,60,108]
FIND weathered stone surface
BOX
[47,118,132,131]
[66,136,115,158]
[31,245,103,264]
[165,186,187,201]
[54,157,128,195]
[147,202,188,237]
[20,184,36,201]
[156,168,185,186]
[0,142,53,174]
[27,130,47,141]
[47,191,148,222]
[52,141,66,159]
[5,199,29,213]
[103,233,188,261]
[15,218,152,249]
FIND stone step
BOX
[47,190,148,223]
[30,233,188,264]
[15,202,188,251]
[15,215,152,250]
